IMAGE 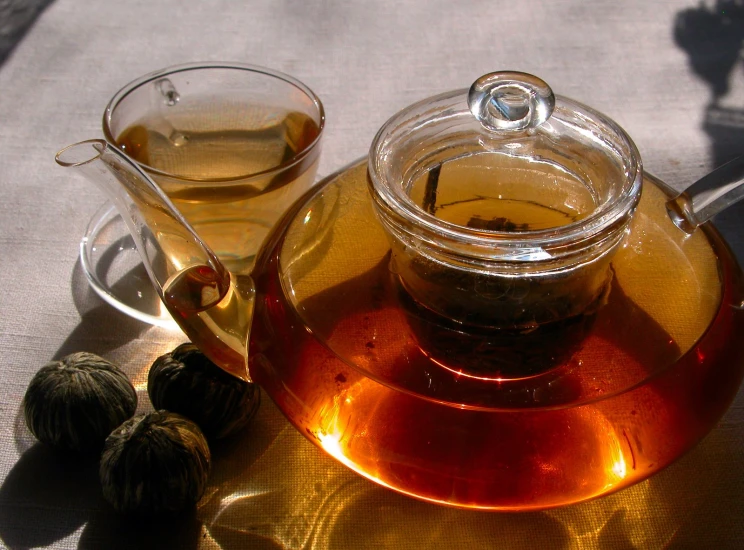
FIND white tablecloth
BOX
[1,1,743,548]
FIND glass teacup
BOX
[80,62,324,326]
[104,62,324,275]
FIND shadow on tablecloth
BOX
[675,0,744,168]
[0,0,55,67]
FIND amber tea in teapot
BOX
[250,161,744,510]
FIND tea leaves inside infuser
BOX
[409,153,597,231]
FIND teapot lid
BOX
[368,71,643,259]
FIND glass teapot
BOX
[57,72,744,511]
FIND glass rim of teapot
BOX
[101,61,325,184]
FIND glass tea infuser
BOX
[57,71,744,510]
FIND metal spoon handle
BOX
[667,155,744,234]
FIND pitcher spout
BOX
[56,139,254,382]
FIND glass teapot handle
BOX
[667,155,744,234]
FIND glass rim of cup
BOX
[101,61,325,183]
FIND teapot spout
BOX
[56,139,254,382]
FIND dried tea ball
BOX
[100,410,210,516]
[23,352,137,453]
[147,343,260,439]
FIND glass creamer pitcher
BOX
[57,72,744,510]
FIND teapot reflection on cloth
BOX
[57,72,744,510]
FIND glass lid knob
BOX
[467,71,556,132]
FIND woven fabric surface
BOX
[0,0,743,548]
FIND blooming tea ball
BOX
[147,343,260,439]
[100,410,210,516]
[23,352,137,453]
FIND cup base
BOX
[80,201,179,329]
